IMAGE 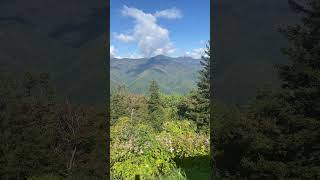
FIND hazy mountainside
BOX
[111,55,202,94]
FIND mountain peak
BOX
[151,54,170,59]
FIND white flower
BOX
[169,147,174,153]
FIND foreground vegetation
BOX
[110,40,211,179]
[110,87,210,179]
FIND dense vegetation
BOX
[0,72,107,179]
[110,45,211,179]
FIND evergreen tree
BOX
[179,43,210,132]
[110,85,129,124]
[148,80,162,113]
[195,43,210,131]
[147,80,163,130]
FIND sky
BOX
[110,0,210,59]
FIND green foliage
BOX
[110,110,210,179]
[110,85,129,123]
[111,117,176,179]
[148,80,162,113]
[178,43,210,132]
[160,93,184,109]
[111,85,149,125]
[110,48,211,179]
[160,93,184,121]
[147,80,165,130]
[158,120,209,158]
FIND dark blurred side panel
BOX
[212,0,320,179]
[0,0,107,104]
[0,0,109,179]
[213,0,297,105]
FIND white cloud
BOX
[154,8,182,19]
[185,48,206,59]
[114,5,179,58]
[110,45,123,58]
[110,45,116,58]
[128,52,143,59]
[114,33,135,43]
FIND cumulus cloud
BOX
[114,6,179,58]
[154,8,182,19]
[128,52,143,59]
[185,48,206,59]
[114,33,135,43]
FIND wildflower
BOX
[169,147,174,153]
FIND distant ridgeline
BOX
[110,55,202,95]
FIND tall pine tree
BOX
[196,42,211,131]
[147,80,163,130]
[183,43,210,132]
[148,80,162,113]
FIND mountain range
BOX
[111,55,202,94]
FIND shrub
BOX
[158,120,209,158]
[111,117,176,179]
[110,117,210,179]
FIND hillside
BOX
[111,55,202,94]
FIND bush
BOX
[111,117,176,179]
[158,120,209,158]
[110,117,210,179]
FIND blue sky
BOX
[110,0,210,59]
